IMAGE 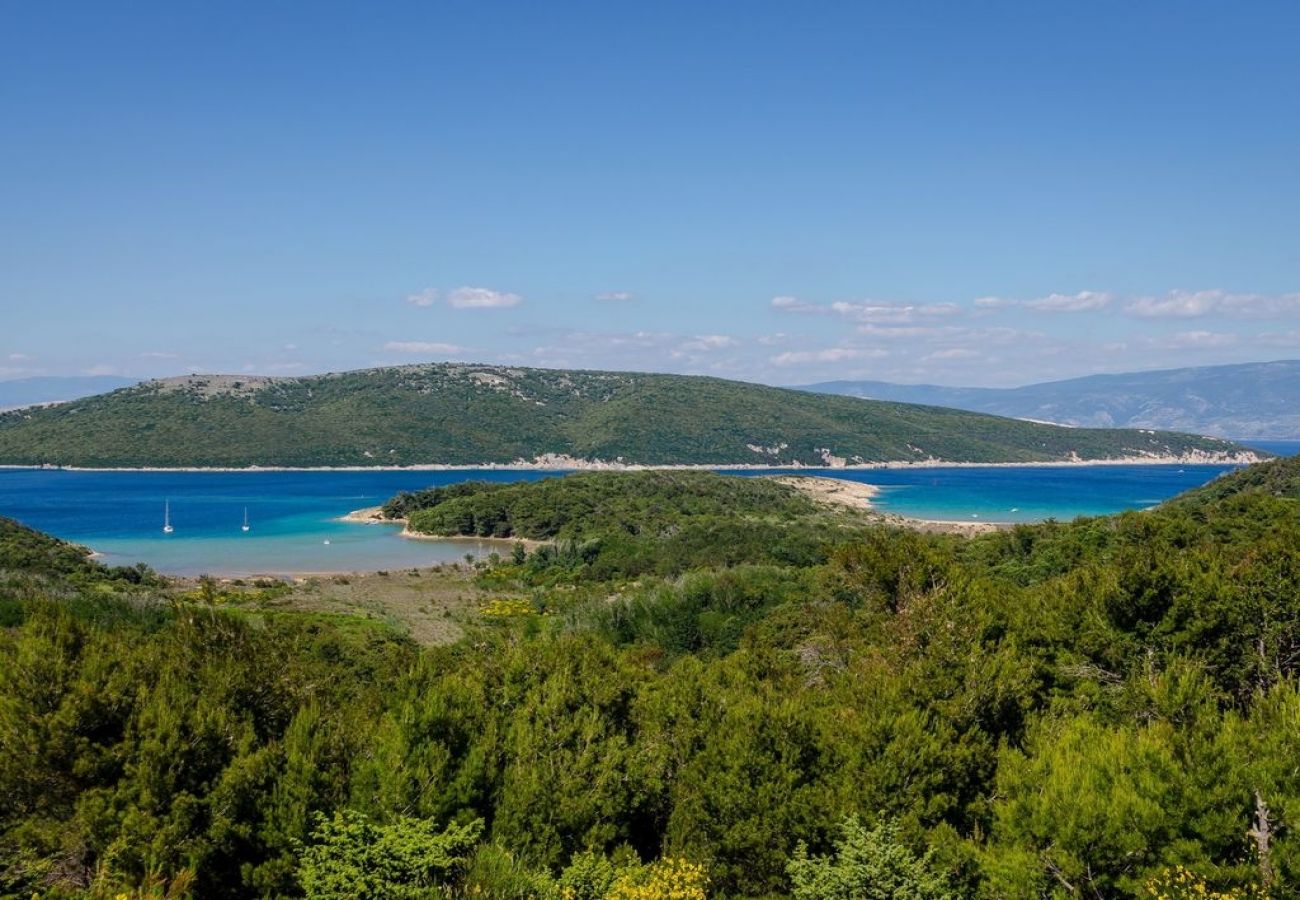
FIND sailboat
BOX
[241,507,250,533]
[163,500,174,534]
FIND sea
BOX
[2,439,1293,576]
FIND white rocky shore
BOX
[0,448,1265,474]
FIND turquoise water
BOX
[0,469,559,576]
[0,462,1258,575]
[743,464,1238,524]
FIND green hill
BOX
[0,363,1258,468]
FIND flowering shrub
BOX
[604,857,708,900]
[1142,866,1264,899]
[480,597,534,618]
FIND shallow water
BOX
[735,464,1237,524]
[0,469,560,576]
[0,463,1244,575]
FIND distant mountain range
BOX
[0,363,1253,468]
[798,360,1300,439]
[0,376,137,412]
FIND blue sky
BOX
[2,1,1298,386]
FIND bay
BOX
[0,463,1245,575]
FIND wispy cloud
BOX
[1147,330,1240,349]
[1124,289,1300,319]
[923,348,981,361]
[383,341,468,355]
[83,364,119,376]
[404,286,523,309]
[1024,291,1112,312]
[447,286,522,309]
[854,324,945,338]
[595,291,635,301]
[7,353,33,362]
[1259,330,1300,347]
[139,351,179,359]
[680,334,738,352]
[974,290,1112,312]
[770,347,888,366]
[406,288,440,307]
[771,296,962,323]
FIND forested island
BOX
[0,364,1256,468]
[2,459,1299,897]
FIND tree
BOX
[296,810,482,899]
[787,816,953,900]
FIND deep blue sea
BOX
[0,457,1275,576]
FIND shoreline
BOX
[0,451,1264,474]
[775,474,1011,535]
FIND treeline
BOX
[2,461,1300,897]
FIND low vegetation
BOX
[3,459,1300,896]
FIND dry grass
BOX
[177,564,487,645]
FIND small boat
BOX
[241,507,250,533]
[163,500,174,534]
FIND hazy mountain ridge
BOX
[799,360,1300,439]
[0,376,136,411]
[0,363,1252,468]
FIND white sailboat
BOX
[241,507,250,532]
[163,500,174,534]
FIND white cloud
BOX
[1150,330,1240,349]
[447,286,522,309]
[383,341,467,355]
[7,353,33,362]
[1259,330,1300,347]
[772,296,962,323]
[139,351,179,359]
[835,301,962,322]
[83,364,119,376]
[975,291,1112,312]
[680,334,738,352]
[1023,290,1112,312]
[770,347,888,366]
[770,295,809,311]
[406,288,440,307]
[1125,289,1300,319]
[923,348,981,361]
[855,324,944,338]
[595,291,635,301]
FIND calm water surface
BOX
[0,461,1261,575]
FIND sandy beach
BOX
[773,474,1012,536]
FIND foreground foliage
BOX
[2,459,1299,897]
